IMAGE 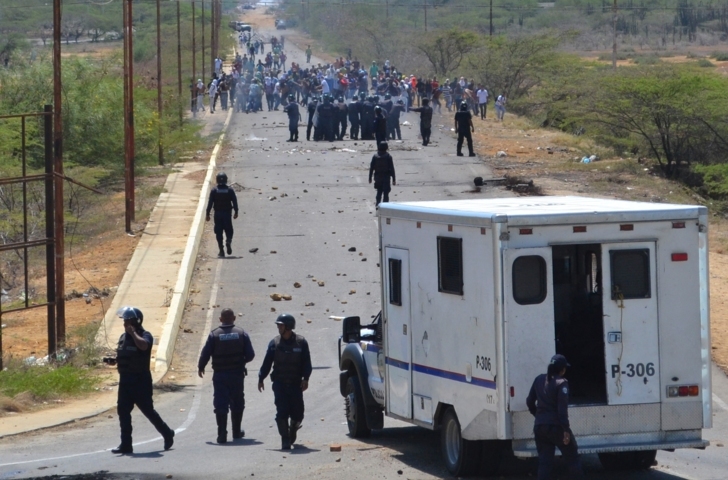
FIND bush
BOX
[632,55,661,65]
[712,51,728,61]
[0,363,99,400]
[697,59,715,68]
[692,163,728,199]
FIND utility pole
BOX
[156,0,164,166]
[177,0,183,125]
[202,0,205,83]
[210,0,215,76]
[192,1,196,86]
[386,0,389,20]
[124,0,136,233]
[612,0,618,70]
[52,0,65,347]
[424,1,427,32]
[490,0,493,36]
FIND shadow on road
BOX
[204,438,263,447]
[356,426,700,479]
[289,444,321,454]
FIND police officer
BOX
[526,354,584,480]
[317,94,336,142]
[335,95,348,140]
[206,172,239,258]
[454,101,476,157]
[368,141,396,206]
[198,308,255,444]
[381,92,393,115]
[111,307,175,454]
[411,97,433,146]
[306,96,318,141]
[283,93,301,142]
[348,94,361,140]
[387,99,404,141]
[360,95,375,140]
[258,314,312,450]
[373,105,387,146]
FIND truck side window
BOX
[437,237,464,295]
[389,259,402,306]
[610,249,651,299]
[513,255,547,305]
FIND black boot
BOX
[277,419,291,450]
[226,241,232,255]
[111,444,133,454]
[163,429,175,450]
[216,413,228,444]
[231,411,245,439]
[217,241,225,258]
[289,420,302,445]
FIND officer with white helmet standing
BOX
[258,313,312,450]
[109,306,175,454]
[206,172,239,258]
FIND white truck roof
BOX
[378,196,707,227]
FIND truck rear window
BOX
[610,249,651,299]
[437,237,463,295]
[513,255,547,305]
[389,258,402,306]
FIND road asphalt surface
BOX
[1,28,728,480]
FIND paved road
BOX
[1,30,728,480]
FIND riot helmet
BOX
[337,96,344,103]
[460,101,468,111]
[378,141,389,152]
[384,93,391,100]
[422,97,430,105]
[216,172,228,185]
[288,93,295,101]
[359,92,366,100]
[275,313,296,330]
[374,105,382,114]
[117,306,144,326]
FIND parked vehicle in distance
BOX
[235,22,252,32]
[243,3,256,9]
[338,196,712,477]
[275,19,287,30]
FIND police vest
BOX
[318,104,334,118]
[116,331,151,374]
[373,153,393,181]
[271,334,306,383]
[348,102,360,122]
[213,186,233,212]
[419,107,433,128]
[211,325,247,371]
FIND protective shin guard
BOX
[277,419,291,450]
[216,413,228,444]
[231,411,244,439]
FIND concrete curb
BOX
[153,106,234,380]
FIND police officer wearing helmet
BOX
[368,141,396,206]
[454,101,476,157]
[206,172,239,258]
[526,354,584,480]
[306,96,318,141]
[373,105,387,146]
[111,306,175,454]
[198,308,255,443]
[410,97,434,146]
[258,313,312,450]
[283,93,301,142]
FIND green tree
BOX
[417,29,479,77]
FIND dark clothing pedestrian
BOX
[316,102,336,142]
[527,373,584,480]
[411,105,433,146]
[335,102,349,140]
[259,333,313,448]
[454,110,475,156]
[348,100,361,140]
[198,323,255,442]
[387,104,404,140]
[306,101,317,141]
[284,102,301,141]
[206,184,239,256]
[360,100,375,140]
[369,152,396,205]
[115,329,174,453]
[374,115,387,145]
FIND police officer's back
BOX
[206,172,239,258]
[369,141,396,206]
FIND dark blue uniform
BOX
[374,115,388,146]
[116,329,174,450]
[348,99,361,140]
[360,101,375,140]
[258,333,312,441]
[306,100,317,141]
[206,184,239,254]
[316,102,336,142]
[369,152,395,205]
[411,105,433,146]
[198,324,255,415]
[283,102,301,141]
[526,374,584,480]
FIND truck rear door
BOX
[601,242,660,404]
[504,247,555,412]
[384,247,412,419]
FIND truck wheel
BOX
[440,407,479,477]
[598,450,657,471]
[345,375,371,438]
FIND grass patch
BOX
[697,59,715,68]
[712,51,728,61]
[632,55,661,65]
[0,362,99,401]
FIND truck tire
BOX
[598,450,657,471]
[440,407,480,477]
[345,376,371,438]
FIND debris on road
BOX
[249,248,259,253]
[330,444,342,452]
[294,282,301,288]
[305,302,315,306]
[318,281,325,286]
[348,247,356,252]
[270,293,282,301]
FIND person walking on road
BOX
[196,79,205,113]
[284,93,301,142]
[110,306,175,455]
[306,45,312,63]
[373,105,387,146]
[476,86,489,120]
[198,308,255,444]
[411,97,433,146]
[258,314,312,451]
[368,141,396,206]
[454,101,476,157]
[526,354,584,480]
[206,172,239,258]
[495,93,507,121]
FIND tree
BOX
[417,29,479,77]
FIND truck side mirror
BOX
[342,316,361,343]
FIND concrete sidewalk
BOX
[0,104,233,439]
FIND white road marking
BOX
[0,260,224,468]
[713,392,728,412]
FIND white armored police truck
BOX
[337,196,711,476]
